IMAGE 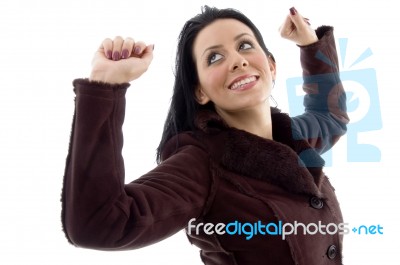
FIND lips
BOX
[228,75,259,90]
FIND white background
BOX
[1,0,399,264]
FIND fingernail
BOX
[106,50,112,59]
[289,7,297,15]
[121,49,129,59]
[134,47,141,55]
[112,51,120,61]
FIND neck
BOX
[216,103,273,140]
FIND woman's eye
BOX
[208,53,223,65]
[239,42,253,50]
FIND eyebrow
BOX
[201,33,253,58]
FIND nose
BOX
[230,52,248,72]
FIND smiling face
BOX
[193,19,276,114]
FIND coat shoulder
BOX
[160,132,209,162]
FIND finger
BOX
[140,44,154,65]
[101,38,113,59]
[121,37,135,59]
[112,36,124,61]
[279,15,295,39]
[288,7,309,30]
[132,41,148,57]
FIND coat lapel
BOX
[195,109,325,196]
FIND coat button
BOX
[327,245,337,259]
[310,196,324,209]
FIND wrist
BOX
[297,32,319,47]
[89,68,107,83]
[89,70,124,84]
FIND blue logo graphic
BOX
[351,224,383,235]
[286,38,382,165]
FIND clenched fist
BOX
[279,7,319,46]
[89,36,154,84]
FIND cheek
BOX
[199,67,227,91]
[251,54,271,75]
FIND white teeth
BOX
[230,76,256,90]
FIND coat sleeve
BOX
[291,26,350,154]
[61,79,211,250]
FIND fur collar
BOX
[194,109,325,196]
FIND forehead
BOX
[193,19,255,53]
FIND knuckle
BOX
[133,41,145,48]
[123,38,135,48]
[102,38,112,47]
[114,36,124,42]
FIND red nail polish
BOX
[112,51,120,61]
[290,7,297,15]
[106,50,112,59]
[134,47,141,55]
[121,49,129,59]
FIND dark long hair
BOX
[156,6,275,163]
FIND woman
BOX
[61,6,349,265]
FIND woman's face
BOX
[193,19,276,113]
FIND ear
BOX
[195,86,211,105]
[268,58,277,81]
